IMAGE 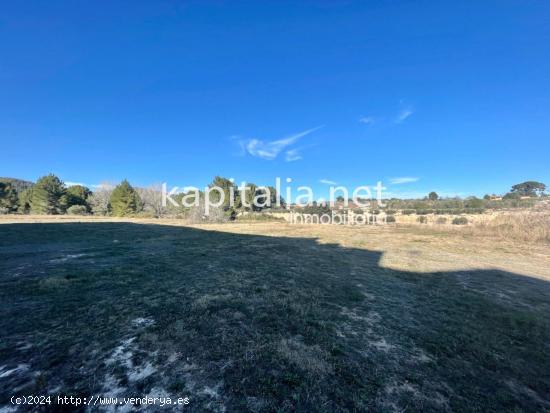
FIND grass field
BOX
[1,218,549,412]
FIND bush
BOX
[402,209,415,215]
[384,209,396,215]
[385,215,396,223]
[464,208,485,214]
[436,217,447,225]
[66,205,88,215]
[464,197,484,209]
[452,217,469,225]
[416,209,433,215]
[133,210,157,218]
[300,204,332,216]
[237,213,285,222]
[417,216,428,224]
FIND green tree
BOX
[209,176,239,218]
[65,185,92,210]
[0,182,18,213]
[510,181,546,197]
[18,187,33,214]
[240,183,258,211]
[265,186,284,208]
[109,180,142,216]
[503,192,521,200]
[30,174,67,214]
[428,191,439,201]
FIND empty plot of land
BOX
[0,218,549,412]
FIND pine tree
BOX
[18,187,33,214]
[30,174,67,214]
[0,182,19,213]
[65,185,92,211]
[109,180,142,216]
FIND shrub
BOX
[185,198,229,224]
[133,210,157,218]
[436,217,447,225]
[237,213,285,222]
[385,215,396,223]
[66,205,88,215]
[417,216,428,224]
[416,209,433,215]
[300,204,332,216]
[464,197,484,209]
[464,207,485,214]
[452,216,469,225]
[445,208,465,215]
[402,209,415,215]
[384,209,396,215]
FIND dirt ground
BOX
[3,215,548,280]
[1,216,549,412]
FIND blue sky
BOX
[1,0,549,199]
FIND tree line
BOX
[0,174,284,220]
[0,175,546,219]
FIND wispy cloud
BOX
[389,177,419,184]
[358,116,375,125]
[319,179,338,185]
[239,125,324,161]
[395,106,414,123]
[285,149,302,162]
[64,181,86,187]
[229,135,247,156]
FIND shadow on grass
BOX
[0,222,549,412]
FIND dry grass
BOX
[1,218,550,411]
[468,210,550,244]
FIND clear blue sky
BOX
[1,0,549,198]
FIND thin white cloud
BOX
[64,181,86,187]
[285,149,302,162]
[228,135,247,156]
[64,181,104,189]
[389,177,419,184]
[395,107,414,123]
[241,125,324,161]
[359,116,375,125]
[319,179,338,185]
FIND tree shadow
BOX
[0,222,549,412]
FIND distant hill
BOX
[0,177,34,193]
